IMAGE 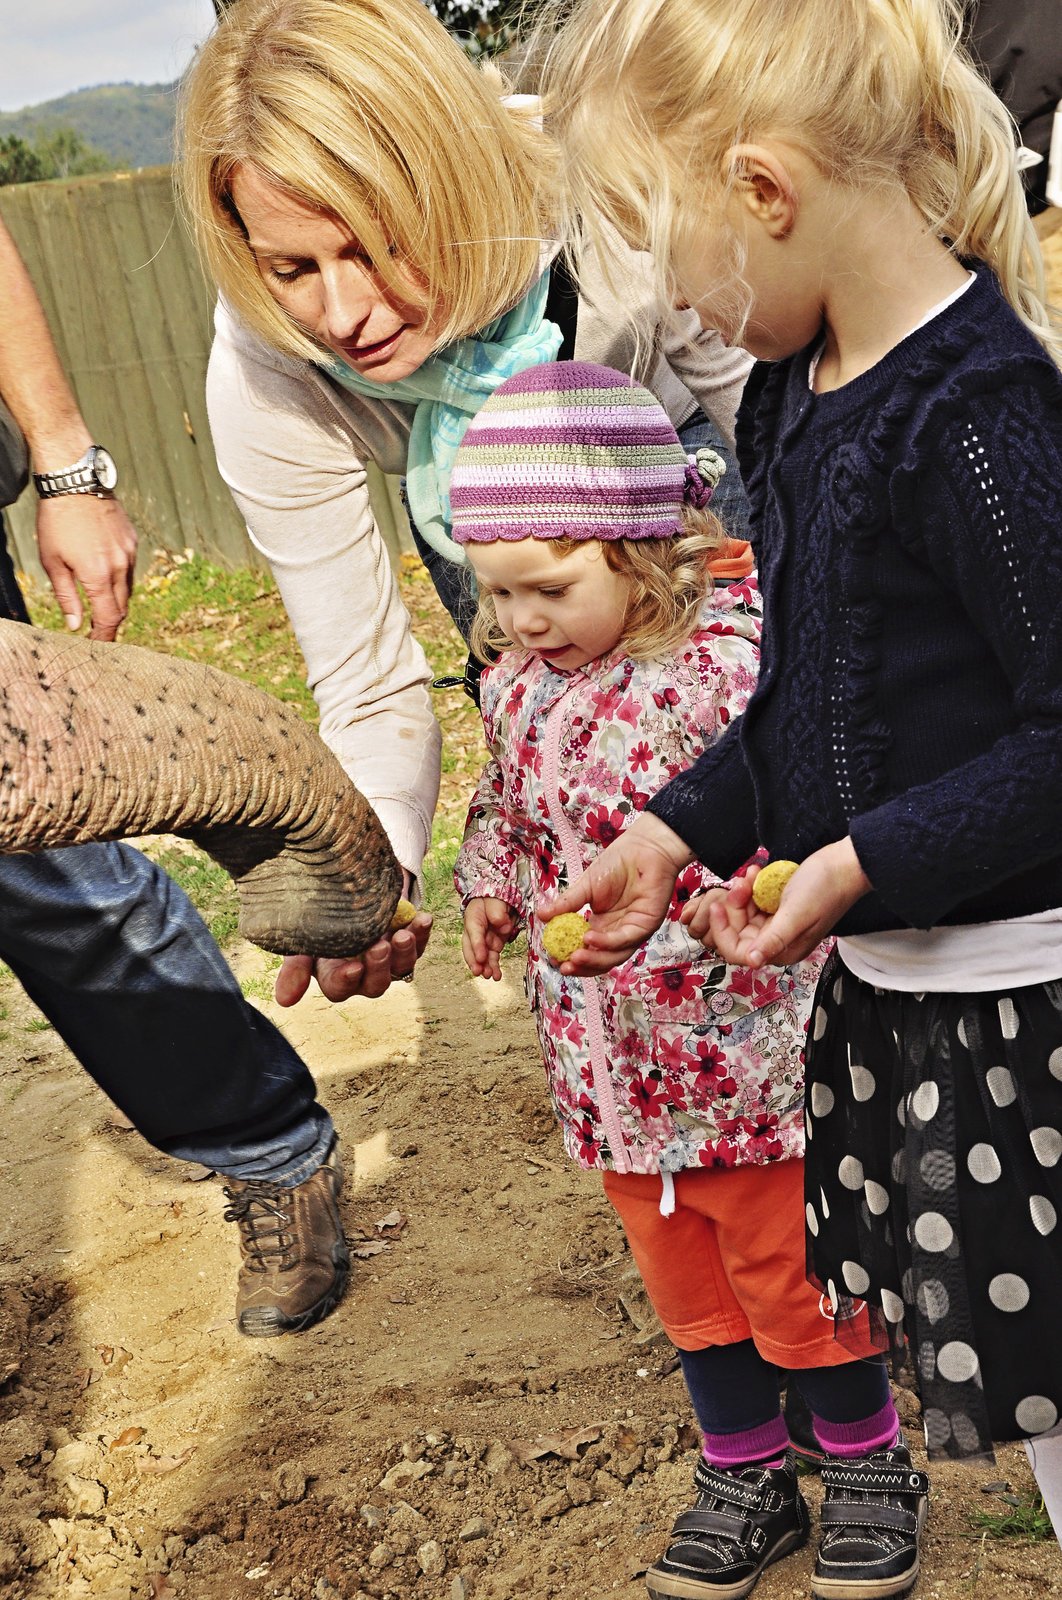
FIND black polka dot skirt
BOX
[804,949,1062,1462]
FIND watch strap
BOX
[33,446,115,499]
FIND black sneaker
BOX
[646,1450,809,1599]
[812,1438,929,1599]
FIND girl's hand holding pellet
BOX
[703,841,872,968]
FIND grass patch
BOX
[25,550,317,718]
[21,548,486,945]
[968,1492,1055,1541]
[151,844,240,949]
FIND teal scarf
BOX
[323,272,562,566]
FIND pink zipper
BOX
[541,686,632,1174]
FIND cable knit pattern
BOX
[454,582,826,1175]
[649,263,1062,932]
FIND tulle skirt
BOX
[804,950,1062,1461]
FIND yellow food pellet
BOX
[751,860,799,914]
[542,912,589,963]
[389,897,417,931]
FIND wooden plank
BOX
[0,167,415,586]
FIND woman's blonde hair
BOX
[540,0,1060,360]
[469,509,722,665]
[178,0,552,362]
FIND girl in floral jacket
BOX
[451,365,904,1600]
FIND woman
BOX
[179,0,752,1003]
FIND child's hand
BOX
[537,812,693,974]
[696,840,872,968]
[680,886,729,946]
[462,897,518,980]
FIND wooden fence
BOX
[0,166,412,583]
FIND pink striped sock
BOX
[813,1397,900,1459]
[703,1412,790,1471]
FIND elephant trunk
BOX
[0,621,403,955]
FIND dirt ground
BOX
[1,918,1061,1600]
[2,209,1062,1600]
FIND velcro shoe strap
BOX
[671,1507,749,1541]
[821,1464,929,1498]
[820,1501,921,1534]
[693,1461,766,1509]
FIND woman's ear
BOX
[726,143,798,240]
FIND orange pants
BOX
[603,1161,877,1368]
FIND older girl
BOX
[540,0,1062,1496]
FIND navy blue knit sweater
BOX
[648,263,1062,934]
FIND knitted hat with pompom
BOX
[449,360,722,544]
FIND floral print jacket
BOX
[455,578,826,1176]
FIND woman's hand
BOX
[273,911,433,1005]
[462,897,518,980]
[537,812,693,975]
[688,839,871,968]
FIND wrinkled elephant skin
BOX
[0,621,403,956]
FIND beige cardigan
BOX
[206,274,752,884]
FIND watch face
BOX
[92,447,118,491]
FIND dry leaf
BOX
[375,1209,406,1233]
[71,1367,98,1391]
[510,1424,603,1466]
[96,1345,114,1366]
[109,1426,146,1450]
[351,1240,389,1259]
[135,1446,196,1476]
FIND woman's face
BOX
[230,164,441,381]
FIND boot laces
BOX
[223,1181,297,1272]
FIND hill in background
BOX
[0,82,176,170]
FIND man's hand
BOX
[273,911,433,1005]
[687,839,871,968]
[462,896,518,979]
[537,812,693,975]
[37,494,138,641]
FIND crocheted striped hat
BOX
[450,361,716,544]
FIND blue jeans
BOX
[0,516,333,1185]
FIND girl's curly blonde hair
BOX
[469,505,724,666]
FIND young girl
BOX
[539,0,1062,1481]
[453,362,925,1600]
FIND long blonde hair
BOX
[469,512,722,665]
[540,0,1060,360]
[178,0,552,363]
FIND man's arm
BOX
[0,215,136,639]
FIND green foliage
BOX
[26,551,318,721]
[968,1491,1055,1541]
[0,126,112,187]
[0,83,176,172]
[152,845,240,949]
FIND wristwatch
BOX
[33,445,118,499]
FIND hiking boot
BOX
[646,1450,809,1599]
[812,1438,929,1599]
[223,1142,350,1336]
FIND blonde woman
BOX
[179,0,753,1008]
